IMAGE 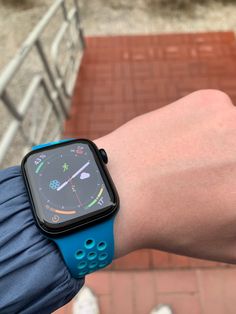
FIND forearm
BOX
[96,90,236,264]
[2,89,236,313]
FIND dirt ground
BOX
[0,0,236,71]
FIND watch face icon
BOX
[52,214,60,223]
[49,180,60,190]
[76,146,84,155]
[80,172,90,180]
[62,163,69,172]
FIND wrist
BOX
[94,133,145,259]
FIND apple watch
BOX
[21,138,119,278]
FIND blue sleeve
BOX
[0,166,84,314]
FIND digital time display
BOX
[22,140,116,233]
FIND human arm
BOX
[1,89,236,313]
[0,166,84,314]
[95,89,236,264]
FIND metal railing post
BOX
[0,0,85,166]
[74,0,86,49]
[1,90,22,121]
[35,39,69,118]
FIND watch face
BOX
[22,140,118,235]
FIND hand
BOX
[95,89,236,264]
[57,161,90,191]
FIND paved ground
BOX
[1,0,236,71]
[85,269,236,314]
[56,31,236,313]
[55,269,236,314]
[64,31,236,141]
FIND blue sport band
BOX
[32,140,116,278]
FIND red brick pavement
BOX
[54,268,236,314]
[64,31,236,271]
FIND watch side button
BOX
[99,149,108,164]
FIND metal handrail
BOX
[0,0,64,95]
[0,0,84,166]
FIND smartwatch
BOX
[21,138,119,278]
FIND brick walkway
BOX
[55,268,236,314]
[65,31,236,141]
[85,269,236,314]
[60,31,236,313]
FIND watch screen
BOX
[23,140,116,232]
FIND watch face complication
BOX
[22,140,118,235]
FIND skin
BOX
[95,89,236,264]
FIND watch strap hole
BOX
[75,249,85,260]
[88,251,97,261]
[78,261,87,269]
[85,238,95,249]
[97,241,107,251]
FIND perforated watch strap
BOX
[54,217,115,278]
[32,140,116,278]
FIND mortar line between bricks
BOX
[157,292,199,297]
[192,269,203,314]
[108,272,112,314]
[153,269,158,305]
[196,270,206,314]
[131,272,136,314]
[106,265,231,272]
